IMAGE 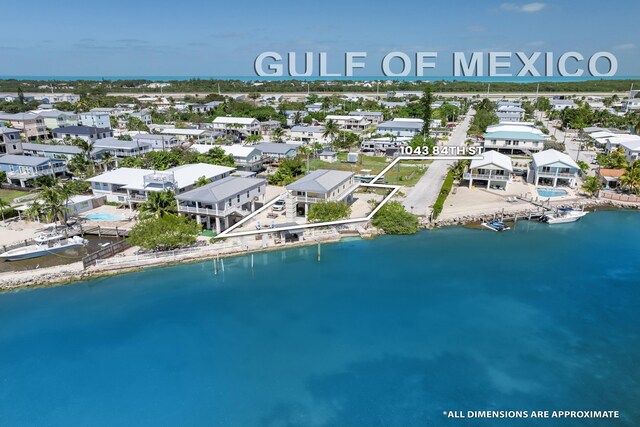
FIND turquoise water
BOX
[84,213,126,221]
[1,211,639,426]
[537,187,569,197]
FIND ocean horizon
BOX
[1,210,639,426]
[1,75,639,83]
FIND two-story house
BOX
[285,169,355,216]
[212,117,261,136]
[324,115,371,132]
[289,126,328,145]
[528,149,580,188]
[176,176,267,233]
[52,126,114,142]
[79,111,111,129]
[482,123,547,155]
[463,150,513,190]
[377,118,424,138]
[0,154,67,187]
[0,127,23,154]
[0,112,47,140]
[132,133,180,151]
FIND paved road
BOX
[402,110,475,217]
[541,116,598,173]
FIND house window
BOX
[246,191,250,198]
[237,195,240,203]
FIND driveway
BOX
[402,110,475,217]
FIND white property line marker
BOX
[218,156,480,238]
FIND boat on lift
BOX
[0,236,88,261]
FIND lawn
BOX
[0,189,30,204]
[308,154,429,187]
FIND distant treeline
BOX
[1,78,638,94]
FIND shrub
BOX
[372,201,420,234]
[129,214,201,251]
[432,170,454,219]
[307,201,351,222]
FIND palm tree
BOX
[271,127,285,142]
[194,176,210,188]
[322,119,340,149]
[24,200,45,223]
[73,138,97,175]
[293,111,303,124]
[139,190,177,219]
[581,176,602,197]
[0,199,10,222]
[99,152,117,171]
[620,161,640,195]
[40,186,70,225]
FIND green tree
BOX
[129,214,200,251]
[307,201,351,222]
[620,161,640,194]
[194,176,211,188]
[270,127,285,142]
[322,119,340,148]
[139,190,177,219]
[0,170,7,184]
[581,176,602,197]
[126,116,150,132]
[39,186,70,225]
[372,201,420,234]
[0,199,10,221]
[420,86,433,137]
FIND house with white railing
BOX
[212,117,261,135]
[176,176,266,233]
[527,149,580,187]
[0,154,67,187]
[463,150,513,190]
[88,163,234,208]
[482,123,547,155]
[286,169,355,216]
[324,115,371,132]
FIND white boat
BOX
[34,230,67,244]
[481,220,511,232]
[0,236,88,261]
[543,208,588,224]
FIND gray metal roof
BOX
[291,125,324,133]
[52,125,111,135]
[255,142,299,155]
[21,142,107,156]
[286,169,353,194]
[0,126,20,134]
[0,154,56,166]
[93,137,151,150]
[176,176,266,204]
[377,120,422,130]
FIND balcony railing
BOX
[178,204,251,217]
[536,171,577,178]
[463,172,511,181]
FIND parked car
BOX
[272,199,285,211]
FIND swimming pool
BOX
[85,213,126,221]
[537,187,568,198]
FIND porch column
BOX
[215,217,221,234]
[224,216,230,229]
[553,177,558,187]
[126,189,132,211]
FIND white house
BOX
[88,163,235,208]
[319,148,338,163]
[289,125,328,145]
[622,98,640,112]
[463,150,513,190]
[191,144,264,172]
[93,137,152,158]
[324,115,371,132]
[211,117,261,135]
[0,127,23,154]
[132,133,180,151]
[160,128,214,143]
[496,105,525,122]
[550,99,577,111]
[254,142,298,160]
[79,111,111,129]
[176,176,267,233]
[482,123,547,154]
[377,118,424,138]
[286,169,355,216]
[604,135,640,153]
[620,140,640,163]
[32,109,78,129]
[528,149,580,187]
[349,111,384,124]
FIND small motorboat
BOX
[0,236,88,261]
[542,208,588,224]
[34,230,67,244]
[482,220,511,232]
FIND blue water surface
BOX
[537,187,569,198]
[84,213,126,221]
[1,211,639,426]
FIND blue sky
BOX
[2,0,638,77]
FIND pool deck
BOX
[79,205,136,230]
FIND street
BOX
[402,109,475,217]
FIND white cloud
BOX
[613,43,636,51]
[500,2,547,13]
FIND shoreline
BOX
[2,203,639,293]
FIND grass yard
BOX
[308,154,429,187]
[0,189,30,204]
